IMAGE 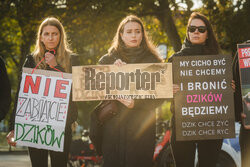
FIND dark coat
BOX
[0,57,11,121]
[99,51,163,167]
[9,54,78,134]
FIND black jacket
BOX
[98,50,163,167]
[9,55,78,133]
[0,57,11,121]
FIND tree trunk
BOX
[17,25,34,72]
[157,0,182,52]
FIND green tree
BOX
[3,0,249,130]
[0,0,62,125]
[201,0,250,54]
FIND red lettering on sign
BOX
[54,80,69,99]
[239,58,250,68]
[43,78,51,96]
[238,47,250,59]
[23,75,41,94]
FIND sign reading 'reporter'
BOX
[72,63,172,101]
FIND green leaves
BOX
[1,0,249,128]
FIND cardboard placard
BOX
[14,67,72,152]
[173,55,235,141]
[72,63,173,101]
[237,44,250,125]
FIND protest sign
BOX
[173,55,235,141]
[237,44,250,125]
[72,63,172,101]
[14,67,72,152]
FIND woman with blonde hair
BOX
[7,17,77,167]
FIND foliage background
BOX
[0,0,250,130]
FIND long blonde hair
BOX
[33,17,72,72]
[108,15,161,61]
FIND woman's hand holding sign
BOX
[114,59,135,108]
[114,59,126,66]
[45,51,57,67]
[241,113,250,129]
[118,99,135,108]
[6,130,16,147]
[231,80,235,92]
[173,84,180,95]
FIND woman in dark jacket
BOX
[98,15,163,167]
[0,56,11,121]
[169,12,222,167]
[6,17,77,167]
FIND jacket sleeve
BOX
[9,55,36,131]
[65,54,79,132]
[233,52,243,122]
[167,53,179,114]
[98,54,117,65]
[71,54,81,67]
[65,92,78,132]
[0,57,11,121]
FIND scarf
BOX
[179,38,216,56]
[117,43,149,63]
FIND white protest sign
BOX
[14,67,72,152]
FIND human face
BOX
[188,19,207,45]
[40,25,60,50]
[120,22,143,48]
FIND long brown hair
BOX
[187,12,219,54]
[33,17,72,72]
[108,15,161,61]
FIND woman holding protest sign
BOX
[169,12,223,167]
[95,15,163,167]
[6,17,78,167]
